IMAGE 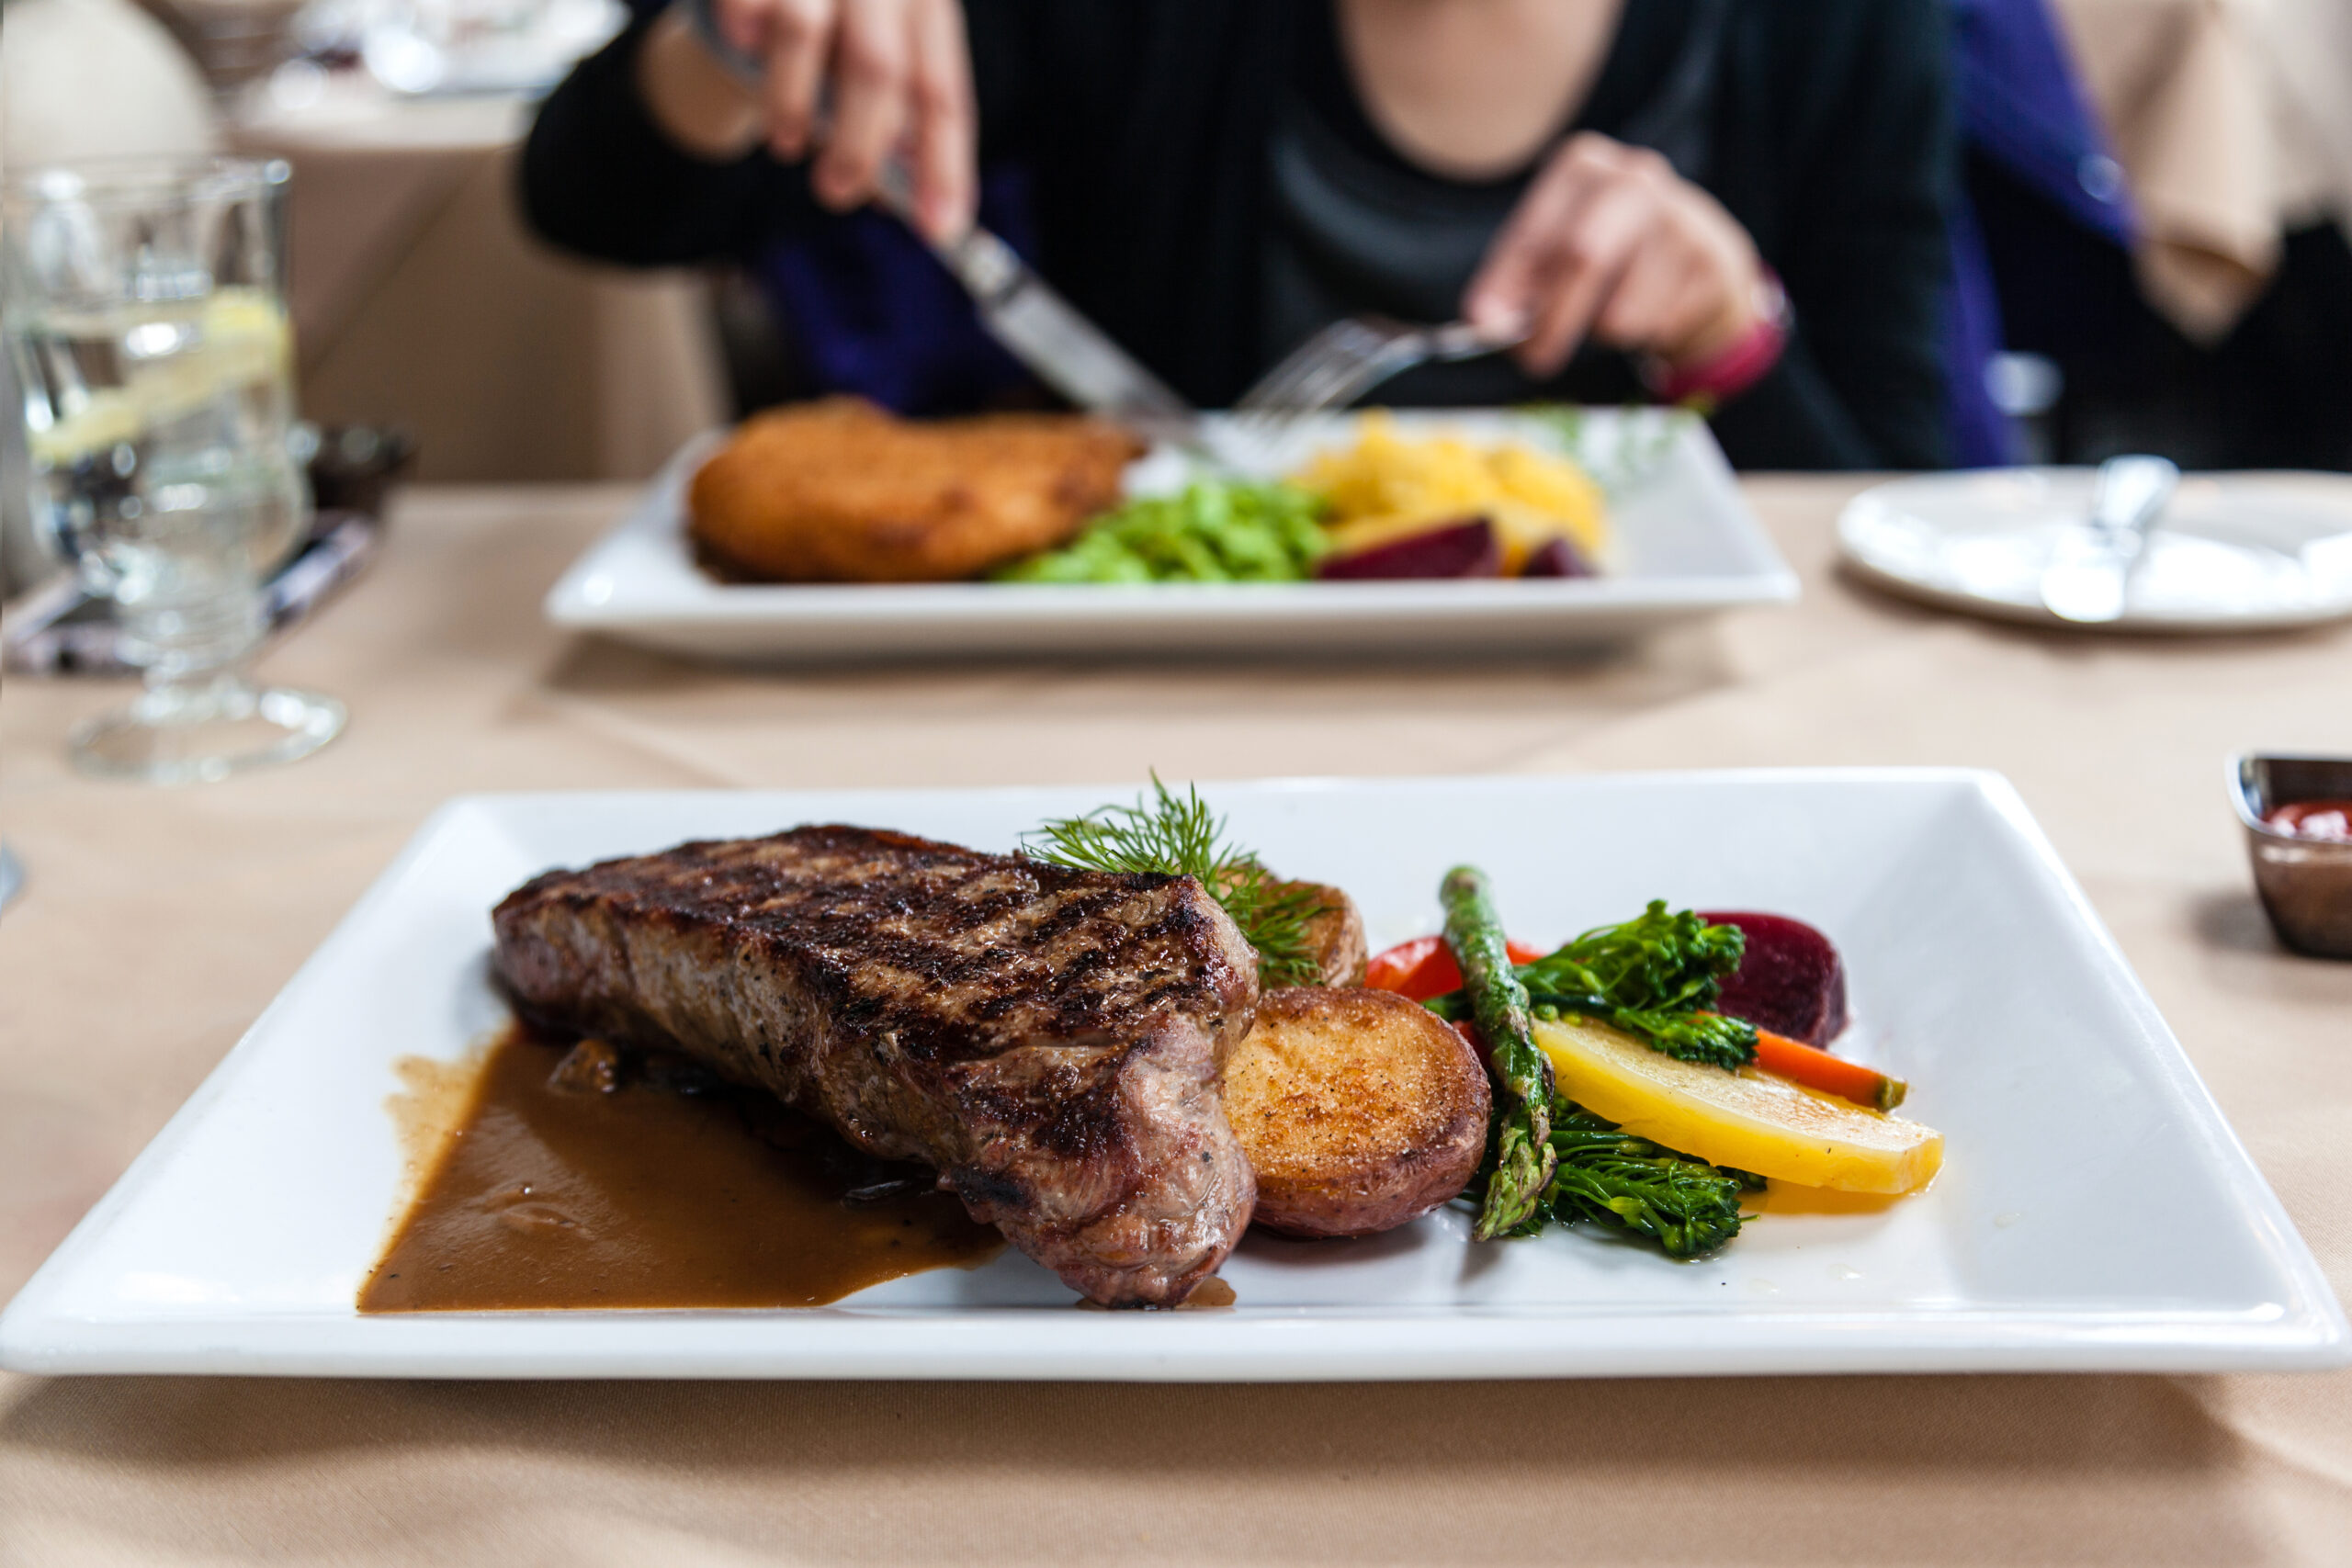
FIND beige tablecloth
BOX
[4,477,2351,1563]
[230,80,727,483]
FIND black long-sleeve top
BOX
[524,0,1956,469]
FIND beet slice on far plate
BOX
[1317,518,1501,580]
[1700,910,1849,1047]
[1520,536,1593,578]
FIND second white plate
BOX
[544,410,1797,661]
[1838,468,2352,631]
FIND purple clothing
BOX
[1953,0,2133,243]
[1944,0,2134,465]
[755,167,1035,415]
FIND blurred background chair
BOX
[229,73,726,483]
[213,0,729,483]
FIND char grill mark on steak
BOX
[491,824,1260,1305]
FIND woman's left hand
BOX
[1464,131,1766,378]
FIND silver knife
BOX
[866,164,1198,442]
[687,19,1202,442]
[2040,454,2179,624]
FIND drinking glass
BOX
[2,156,344,784]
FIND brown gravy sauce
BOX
[360,1022,1002,1312]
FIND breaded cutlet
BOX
[687,397,1145,582]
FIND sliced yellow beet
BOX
[1532,1017,1942,1194]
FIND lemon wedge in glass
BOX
[1532,1016,1942,1194]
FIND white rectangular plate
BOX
[4,773,2343,1380]
[543,410,1798,660]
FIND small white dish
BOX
[2,772,2341,1380]
[544,410,1798,662]
[1838,468,2352,631]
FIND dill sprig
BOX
[1023,775,1326,987]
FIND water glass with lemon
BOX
[3,157,343,783]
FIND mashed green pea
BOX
[992,480,1329,584]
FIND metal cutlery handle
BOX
[2090,454,2179,538]
[2040,454,2180,625]
[872,164,1023,305]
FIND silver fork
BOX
[1229,316,1527,442]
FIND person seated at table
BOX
[524,0,1955,469]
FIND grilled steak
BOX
[491,825,1260,1305]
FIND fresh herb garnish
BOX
[1476,1100,1757,1258]
[1433,901,1758,1070]
[1023,775,1325,987]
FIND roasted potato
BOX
[1279,880,1368,987]
[1224,986,1491,1238]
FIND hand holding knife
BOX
[673,0,1199,442]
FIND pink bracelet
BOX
[1643,272,1791,409]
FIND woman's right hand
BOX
[697,0,976,240]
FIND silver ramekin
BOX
[2231,753,2352,958]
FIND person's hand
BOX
[705,0,976,240]
[1464,132,1766,379]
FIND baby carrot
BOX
[1751,1027,1907,1111]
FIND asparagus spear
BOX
[1442,864,1558,1239]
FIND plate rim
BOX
[5,769,2344,1380]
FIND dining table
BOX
[2,471,2348,1563]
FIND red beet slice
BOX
[1698,910,1849,1047]
[1520,536,1593,578]
[1317,517,1501,580]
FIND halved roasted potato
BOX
[1224,986,1490,1238]
[1278,880,1368,987]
